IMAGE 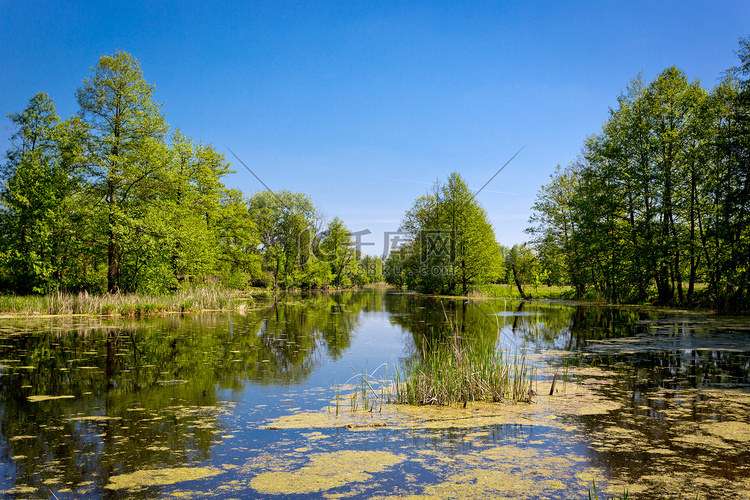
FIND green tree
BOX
[713,35,750,312]
[76,51,169,293]
[394,172,503,294]
[528,53,750,311]
[0,93,86,293]
[248,190,321,289]
[214,188,262,289]
[316,216,355,287]
[162,130,234,287]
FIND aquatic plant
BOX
[589,480,629,500]
[338,365,388,414]
[392,332,535,405]
[0,284,239,316]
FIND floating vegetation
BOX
[263,378,622,434]
[248,450,405,495]
[27,395,75,403]
[69,415,121,422]
[701,420,750,442]
[105,466,225,491]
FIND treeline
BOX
[528,37,750,313]
[0,51,380,295]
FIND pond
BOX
[1,288,749,499]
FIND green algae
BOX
[70,415,121,422]
[249,450,405,495]
[105,466,225,491]
[27,394,75,402]
[263,378,619,434]
[701,420,750,442]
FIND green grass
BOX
[392,333,535,406]
[331,310,537,408]
[469,284,576,300]
[0,284,238,317]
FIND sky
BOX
[1,1,748,257]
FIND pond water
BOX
[1,288,749,499]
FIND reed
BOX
[0,285,238,316]
[332,365,389,415]
[392,333,535,406]
[589,480,629,500]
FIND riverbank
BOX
[0,286,247,317]
[467,284,575,300]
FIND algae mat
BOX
[249,450,405,495]
[105,466,225,491]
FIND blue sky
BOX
[1,1,748,256]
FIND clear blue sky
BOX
[2,1,748,256]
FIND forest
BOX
[0,52,379,295]
[527,37,750,314]
[2,38,749,313]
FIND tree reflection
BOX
[0,290,377,496]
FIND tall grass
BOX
[0,285,237,317]
[469,284,576,300]
[392,333,535,405]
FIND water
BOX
[0,289,749,498]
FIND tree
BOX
[0,93,85,293]
[161,130,234,287]
[393,172,503,294]
[76,51,169,293]
[248,190,322,289]
[316,217,355,287]
[714,36,750,312]
[214,188,261,289]
[527,51,750,312]
[527,162,583,294]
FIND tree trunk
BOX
[511,264,529,299]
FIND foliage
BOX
[386,172,504,294]
[528,37,750,313]
[0,51,358,296]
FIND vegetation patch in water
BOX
[27,395,75,402]
[263,377,621,435]
[394,332,535,405]
[249,450,405,495]
[105,466,225,491]
[701,420,750,442]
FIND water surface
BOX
[1,289,749,498]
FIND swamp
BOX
[0,288,749,499]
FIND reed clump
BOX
[393,334,535,406]
[0,285,237,316]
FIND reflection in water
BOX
[0,291,379,496]
[0,290,748,498]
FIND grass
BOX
[392,333,535,405]
[469,284,576,300]
[334,307,536,409]
[0,284,238,317]
[338,365,388,413]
